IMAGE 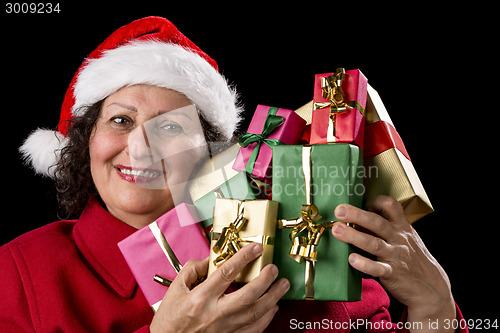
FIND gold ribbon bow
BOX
[212,200,247,266]
[277,146,334,300]
[212,200,272,267]
[313,68,348,141]
[279,204,331,264]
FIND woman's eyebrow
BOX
[157,109,193,120]
[106,102,137,112]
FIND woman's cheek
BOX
[89,125,127,179]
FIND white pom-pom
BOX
[19,129,68,178]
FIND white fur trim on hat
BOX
[19,128,68,178]
[74,40,243,140]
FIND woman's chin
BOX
[111,189,173,220]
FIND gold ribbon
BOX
[149,221,183,287]
[313,68,365,142]
[148,221,185,312]
[212,200,273,267]
[277,146,334,300]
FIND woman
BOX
[1,17,466,332]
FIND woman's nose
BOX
[127,125,154,165]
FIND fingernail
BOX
[269,264,278,277]
[336,205,346,218]
[333,223,344,234]
[281,279,290,292]
[253,243,263,255]
[349,253,357,265]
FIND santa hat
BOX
[20,16,243,177]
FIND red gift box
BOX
[310,68,367,147]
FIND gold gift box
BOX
[207,198,278,283]
[188,144,240,202]
[294,100,313,125]
[363,85,433,223]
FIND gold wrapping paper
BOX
[364,84,433,223]
[365,84,393,124]
[294,101,313,125]
[188,144,240,202]
[208,198,278,283]
[364,148,433,223]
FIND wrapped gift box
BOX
[294,100,313,125]
[207,198,278,283]
[192,171,264,229]
[233,105,306,183]
[188,144,268,229]
[364,85,433,223]
[272,144,362,301]
[188,144,240,205]
[118,203,209,312]
[310,69,368,147]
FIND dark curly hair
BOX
[53,99,230,219]
[53,101,103,219]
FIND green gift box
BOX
[272,144,363,301]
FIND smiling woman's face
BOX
[89,85,208,229]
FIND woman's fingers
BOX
[225,277,288,328]
[222,262,289,314]
[224,263,279,306]
[332,222,390,258]
[238,305,279,333]
[366,195,407,225]
[334,203,395,241]
[348,253,392,278]
[168,258,209,295]
[153,243,288,332]
[202,243,264,297]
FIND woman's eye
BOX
[158,122,183,136]
[110,116,132,126]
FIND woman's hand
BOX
[150,243,290,333]
[332,195,456,332]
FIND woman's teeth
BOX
[119,167,161,178]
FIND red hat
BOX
[20,16,242,177]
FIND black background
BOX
[1,3,496,328]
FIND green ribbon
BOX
[238,107,284,174]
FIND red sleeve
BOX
[344,280,470,333]
[0,245,36,333]
[344,278,397,332]
[266,279,397,332]
[454,304,469,333]
[396,303,469,333]
[134,325,151,333]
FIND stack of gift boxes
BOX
[118,68,434,311]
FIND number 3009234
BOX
[5,3,60,14]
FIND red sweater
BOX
[0,198,467,332]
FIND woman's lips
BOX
[114,164,164,184]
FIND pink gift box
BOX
[233,105,306,182]
[310,69,367,147]
[118,203,210,311]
